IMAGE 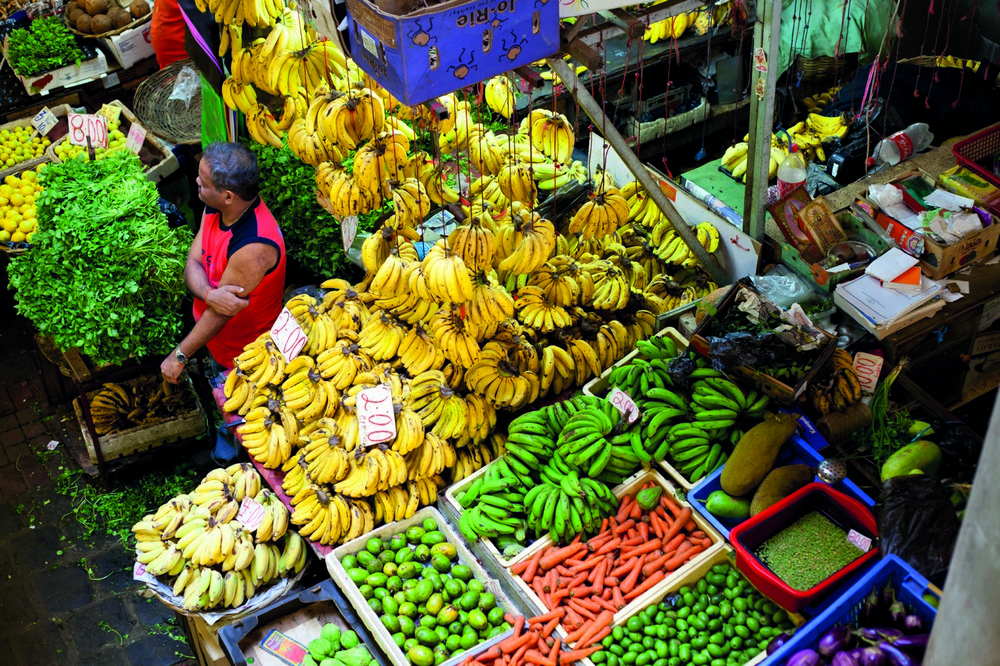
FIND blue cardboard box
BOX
[345,0,560,106]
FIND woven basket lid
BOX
[133,59,203,145]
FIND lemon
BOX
[0,230,9,242]
[9,193,24,207]
[22,171,36,182]
[1,220,15,234]
[25,232,33,243]
[11,231,25,242]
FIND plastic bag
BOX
[876,475,961,586]
[750,271,817,310]
[158,198,187,229]
[169,66,200,110]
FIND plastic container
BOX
[326,507,526,666]
[730,483,879,613]
[951,122,1000,188]
[687,433,875,540]
[765,555,938,665]
[869,122,934,168]
[503,469,726,632]
[777,144,807,198]
[218,579,389,666]
[581,327,689,398]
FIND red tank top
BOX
[193,197,286,369]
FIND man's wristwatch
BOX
[175,349,189,365]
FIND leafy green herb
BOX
[243,140,374,277]
[7,17,85,77]
[8,152,191,366]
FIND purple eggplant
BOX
[784,649,822,666]
[859,627,904,643]
[879,642,917,666]
[903,614,925,633]
[893,634,929,655]
[860,585,881,624]
[766,633,792,656]
[832,653,861,666]
[818,626,853,657]
[859,646,887,666]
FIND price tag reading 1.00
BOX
[852,351,883,396]
[68,113,108,148]
[608,388,641,424]
[269,307,308,362]
[358,384,396,447]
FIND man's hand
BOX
[161,354,185,384]
[206,285,250,317]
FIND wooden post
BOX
[924,393,1000,663]
[545,57,729,287]
[741,0,782,239]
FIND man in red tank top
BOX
[161,142,286,384]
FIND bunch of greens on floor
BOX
[244,140,376,278]
[8,152,191,366]
[6,17,85,77]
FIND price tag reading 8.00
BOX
[358,384,397,447]
[67,113,108,148]
[607,388,641,424]
[269,307,308,362]
[852,351,883,396]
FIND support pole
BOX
[546,57,728,287]
[741,0,782,239]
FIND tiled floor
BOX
[0,277,194,666]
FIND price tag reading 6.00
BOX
[358,384,396,446]
[68,113,108,149]
[269,307,308,362]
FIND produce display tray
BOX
[764,555,937,665]
[502,469,727,633]
[687,433,875,541]
[688,282,838,405]
[218,579,390,666]
[581,327,689,398]
[326,507,528,666]
[730,483,879,614]
[0,102,72,181]
[951,122,1000,189]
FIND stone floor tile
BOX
[35,565,95,614]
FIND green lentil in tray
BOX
[754,512,864,591]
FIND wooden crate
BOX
[178,612,229,666]
[0,103,73,181]
[74,378,207,464]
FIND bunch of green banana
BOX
[456,455,529,550]
[525,462,618,543]
[556,402,648,484]
[634,335,681,360]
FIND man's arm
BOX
[162,243,280,382]
[185,219,253,316]
[184,223,211,301]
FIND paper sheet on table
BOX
[924,190,975,211]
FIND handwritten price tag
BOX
[852,351,883,396]
[68,113,108,148]
[132,560,157,583]
[341,214,358,254]
[31,107,58,135]
[125,123,146,154]
[269,307,308,363]
[97,103,121,124]
[847,529,872,553]
[358,383,397,447]
[608,388,641,424]
[236,497,266,531]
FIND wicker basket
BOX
[63,0,151,38]
[132,59,203,145]
[794,55,845,82]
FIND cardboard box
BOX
[100,19,155,69]
[938,164,1000,216]
[2,35,109,96]
[625,97,709,146]
[920,212,1000,279]
[345,0,559,106]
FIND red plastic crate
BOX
[952,124,1000,188]
[728,483,879,613]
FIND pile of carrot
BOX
[461,611,599,666]
[509,483,714,650]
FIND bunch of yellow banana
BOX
[290,484,363,545]
[469,176,511,210]
[464,342,539,410]
[397,324,444,376]
[233,333,286,388]
[497,161,538,206]
[358,312,409,361]
[281,357,339,422]
[331,447,408,497]
[448,216,498,273]
[651,219,721,265]
[527,263,581,308]
[316,165,378,217]
[466,125,507,176]
[423,240,475,304]
[220,77,259,116]
[621,180,667,229]
[414,153,461,206]
[467,272,516,325]
[404,369,465,431]
[353,130,410,198]
[391,178,431,229]
[290,116,346,167]
[251,488,290,542]
[389,407,427,456]
[243,102,290,149]
[720,142,750,179]
[522,109,575,164]
[801,85,841,112]
[644,10,690,42]
[807,348,863,415]
[371,483,420,524]
[514,285,572,332]
[318,88,386,152]
[301,313,338,357]
[645,269,720,310]
[402,432,455,479]
[496,208,557,275]
[430,305,484,367]
[621,234,669,283]
[226,462,263,502]
[589,263,631,310]
[239,403,294,469]
[317,339,376,389]
[567,187,631,239]
[484,74,518,118]
[452,439,503,482]
[539,344,578,396]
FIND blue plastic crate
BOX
[687,433,874,542]
[764,555,938,665]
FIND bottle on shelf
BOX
[868,122,934,168]
[776,143,807,198]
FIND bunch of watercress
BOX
[8,152,191,366]
[6,17,84,77]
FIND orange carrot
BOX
[649,511,666,538]
[630,501,642,520]
[542,569,557,592]
[564,618,592,644]
[565,558,586,568]
[665,544,705,571]
[615,496,633,522]
[523,548,545,582]
[613,518,635,535]
[542,616,561,638]
[528,608,566,624]
[567,599,597,620]
[576,610,614,648]
[540,543,585,571]
[593,537,622,557]
[620,539,663,558]
[601,587,613,600]
[638,522,649,541]
[604,576,619,587]
[512,644,530,666]
[612,586,627,610]
[594,596,619,613]
[511,558,529,576]
[583,626,612,648]
[610,558,636,578]
[641,552,672,578]
[571,596,602,612]
[621,536,645,547]
[619,554,646,594]
[599,518,609,533]
[624,570,665,601]
[690,530,706,539]
[559,646,602,664]
[524,650,554,666]
[549,639,562,660]
[569,556,606,574]
[592,560,606,594]
[662,532,686,552]
[701,537,713,548]
[478,647,502,662]
[498,627,533,654]
[563,607,585,630]
[660,507,691,545]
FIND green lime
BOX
[398,615,416,637]
[382,615,401,634]
[451,565,473,582]
[487,607,505,626]
[423,518,438,532]
[479,593,496,611]
[421,531,446,546]
[408,645,434,666]
[367,537,383,555]
[348,568,369,585]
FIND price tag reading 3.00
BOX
[608,388,641,423]
[358,384,396,446]
[269,307,308,362]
